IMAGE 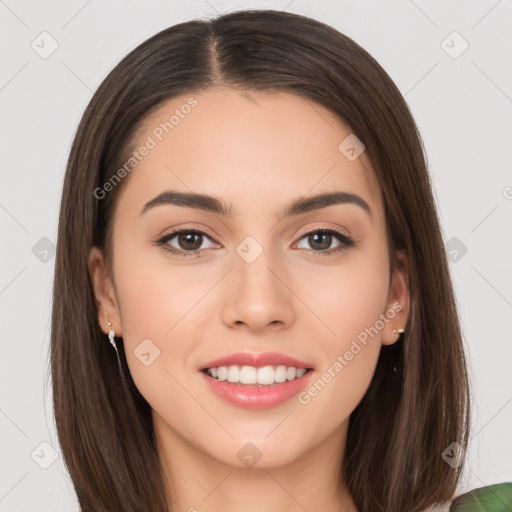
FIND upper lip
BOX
[199,351,314,371]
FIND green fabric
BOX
[450,482,512,511]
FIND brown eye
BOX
[156,229,218,256]
[295,228,355,255]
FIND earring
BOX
[106,321,129,386]
[108,321,117,349]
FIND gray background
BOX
[1,0,511,510]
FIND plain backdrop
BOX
[1,0,511,510]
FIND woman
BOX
[51,9,472,511]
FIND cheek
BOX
[111,244,205,396]
[295,293,385,438]
[113,239,208,342]
[297,244,389,351]
[293,248,389,418]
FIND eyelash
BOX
[154,227,355,258]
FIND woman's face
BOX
[89,87,409,470]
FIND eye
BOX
[155,228,218,257]
[294,227,355,256]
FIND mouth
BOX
[198,351,315,410]
[198,351,315,409]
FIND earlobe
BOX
[88,246,122,336]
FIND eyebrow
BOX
[140,190,372,219]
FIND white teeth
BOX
[274,365,287,383]
[239,366,257,384]
[204,365,310,385]
[217,366,228,381]
[257,366,274,385]
[227,366,239,383]
[286,367,297,380]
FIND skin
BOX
[89,87,410,512]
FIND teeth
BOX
[227,365,240,383]
[204,365,310,385]
[239,365,257,384]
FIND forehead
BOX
[120,87,383,221]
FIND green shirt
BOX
[449,482,512,511]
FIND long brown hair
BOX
[50,9,471,511]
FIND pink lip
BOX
[199,351,314,371]
[199,370,315,410]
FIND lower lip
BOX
[199,370,314,410]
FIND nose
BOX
[221,243,295,332]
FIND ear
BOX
[88,246,123,337]
[382,249,410,346]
